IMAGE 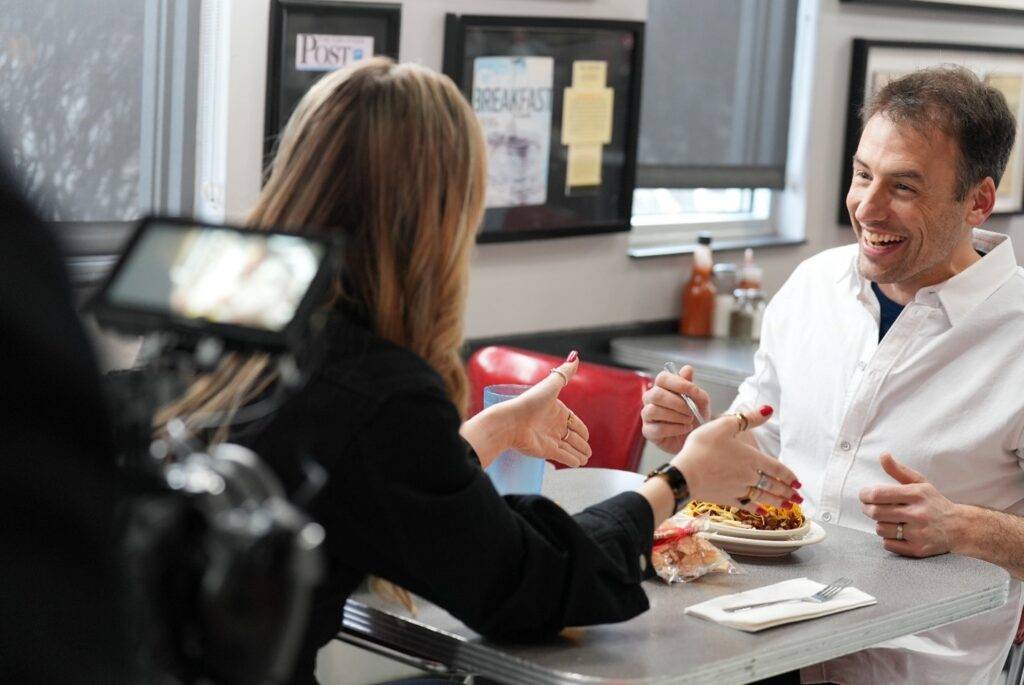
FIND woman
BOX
[156,58,801,682]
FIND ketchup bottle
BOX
[680,234,716,337]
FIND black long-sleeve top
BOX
[243,319,655,682]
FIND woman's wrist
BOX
[459,404,514,468]
[668,451,694,488]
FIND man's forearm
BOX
[950,504,1024,580]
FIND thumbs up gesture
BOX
[858,453,960,558]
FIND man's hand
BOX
[640,365,711,454]
[859,453,959,558]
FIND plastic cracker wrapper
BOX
[652,514,745,584]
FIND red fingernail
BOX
[791,480,802,489]
[756,506,767,515]
[783,501,794,510]
[791,493,804,503]
[566,350,579,363]
[760,405,773,417]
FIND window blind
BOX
[636,0,798,190]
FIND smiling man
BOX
[641,66,1024,683]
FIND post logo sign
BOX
[295,34,375,72]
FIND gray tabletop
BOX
[342,468,1009,684]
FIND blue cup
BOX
[483,384,546,495]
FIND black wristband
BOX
[645,463,690,511]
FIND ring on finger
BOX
[561,414,572,441]
[754,471,771,491]
[549,368,569,386]
[729,411,749,433]
[895,522,905,541]
[738,486,757,506]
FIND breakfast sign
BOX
[265,1,400,166]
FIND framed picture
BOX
[265,1,400,162]
[443,15,644,243]
[840,39,1024,223]
[840,0,1024,18]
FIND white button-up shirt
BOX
[730,229,1024,685]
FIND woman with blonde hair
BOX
[157,57,801,682]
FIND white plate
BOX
[706,518,811,540]
[700,521,827,557]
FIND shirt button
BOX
[839,440,851,451]
[821,512,832,522]
[857,362,866,370]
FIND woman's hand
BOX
[460,352,592,469]
[501,353,591,467]
[671,405,803,509]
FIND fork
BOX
[663,361,706,426]
[721,577,853,613]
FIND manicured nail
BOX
[760,405,773,417]
[783,501,794,510]
[566,350,579,363]
[756,506,767,515]
[791,493,804,503]
[791,480,802,489]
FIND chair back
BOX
[467,346,652,472]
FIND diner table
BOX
[339,468,1010,684]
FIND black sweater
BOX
[243,320,655,682]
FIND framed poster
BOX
[840,39,1024,223]
[265,1,400,162]
[443,15,645,243]
[840,0,1024,18]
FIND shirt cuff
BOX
[579,491,656,582]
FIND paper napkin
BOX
[684,577,876,632]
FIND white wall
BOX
[214,0,1024,342]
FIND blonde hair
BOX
[154,58,487,441]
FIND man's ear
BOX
[965,177,997,227]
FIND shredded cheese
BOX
[684,500,805,530]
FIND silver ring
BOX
[895,522,904,541]
[754,472,771,491]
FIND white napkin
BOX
[684,577,876,632]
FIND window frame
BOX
[628,188,800,258]
[48,0,200,284]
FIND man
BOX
[641,66,1024,684]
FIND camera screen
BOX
[105,223,326,332]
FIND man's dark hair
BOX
[862,65,1017,200]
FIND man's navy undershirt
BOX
[871,282,905,341]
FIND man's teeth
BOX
[864,230,905,246]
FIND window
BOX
[629,0,799,257]
[0,0,200,284]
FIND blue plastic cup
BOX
[482,384,546,495]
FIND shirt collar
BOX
[932,229,1018,326]
[838,228,1018,326]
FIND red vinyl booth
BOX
[467,346,652,472]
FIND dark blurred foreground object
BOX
[0,159,129,681]
[0,158,327,682]
[93,216,332,683]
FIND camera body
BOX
[90,217,338,684]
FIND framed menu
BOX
[443,14,645,243]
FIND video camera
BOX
[89,216,339,684]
